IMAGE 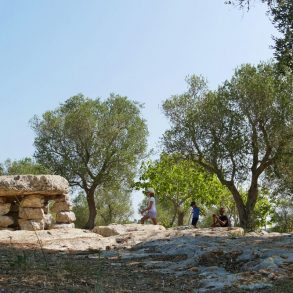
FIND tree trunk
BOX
[177,210,185,226]
[231,192,258,231]
[85,189,97,229]
[227,183,256,230]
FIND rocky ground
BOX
[0,224,292,292]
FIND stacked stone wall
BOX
[0,175,76,231]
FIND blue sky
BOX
[0,0,276,218]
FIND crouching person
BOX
[211,207,229,227]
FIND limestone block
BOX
[51,201,72,213]
[20,195,44,208]
[19,207,45,220]
[0,203,11,216]
[52,223,75,229]
[0,175,69,196]
[18,219,45,231]
[56,211,76,223]
[0,215,14,227]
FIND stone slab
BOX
[0,175,69,197]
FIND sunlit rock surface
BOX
[0,224,291,291]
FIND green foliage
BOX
[72,186,133,228]
[0,157,51,175]
[72,192,89,228]
[251,191,274,229]
[31,94,148,228]
[135,153,230,226]
[94,185,133,225]
[270,196,293,232]
[266,142,293,198]
[162,62,292,229]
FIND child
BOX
[190,201,200,228]
[140,187,157,225]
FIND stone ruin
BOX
[0,175,76,231]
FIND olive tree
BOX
[162,62,292,229]
[31,94,148,229]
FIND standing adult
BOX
[140,187,157,225]
[190,201,200,228]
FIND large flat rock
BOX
[0,175,69,196]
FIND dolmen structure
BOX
[0,175,76,230]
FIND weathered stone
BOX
[0,175,69,196]
[20,195,44,208]
[52,223,75,229]
[0,197,6,204]
[44,214,53,230]
[51,201,72,213]
[18,219,44,231]
[0,215,14,227]
[0,225,291,291]
[0,203,11,216]
[19,207,44,220]
[56,211,76,223]
[92,223,166,237]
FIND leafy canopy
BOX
[31,94,148,228]
[162,62,292,229]
[31,94,148,190]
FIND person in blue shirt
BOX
[190,201,200,228]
